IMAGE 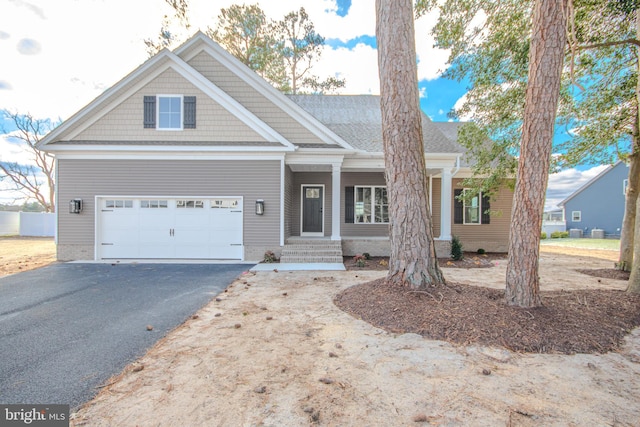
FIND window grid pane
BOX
[158,96,181,129]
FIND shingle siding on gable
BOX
[74,69,267,143]
[186,51,325,146]
[563,162,628,236]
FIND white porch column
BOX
[331,163,342,240]
[439,168,453,240]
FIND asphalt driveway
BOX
[0,262,250,409]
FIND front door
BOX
[302,185,324,235]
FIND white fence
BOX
[0,211,55,237]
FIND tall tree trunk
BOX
[619,12,640,273]
[619,148,640,271]
[505,0,568,307]
[626,11,640,293]
[627,192,640,293]
[376,0,445,289]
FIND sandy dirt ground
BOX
[65,247,640,427]
[0,236,56,278]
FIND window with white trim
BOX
[355,186,388,224]
[463,189,482,224]
[140,200,168,208]
[572,211,581,222]
[177,200,204,208]
[158,95,182,130]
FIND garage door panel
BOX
[99,197,244,260]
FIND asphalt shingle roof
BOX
[287,94,465,154]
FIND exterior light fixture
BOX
[69,199,83,214]
[255,199,264,215]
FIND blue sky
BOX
[0,0,609,209]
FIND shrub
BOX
[362,252,371,260]
[263,250,277,263]
[550,231,570,239]
[477,248,486,255]
[353,254,366,267]
[560,231,569,238]
[541,232,547,239]
[451,235,463,261]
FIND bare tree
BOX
[0,111,56,212]
[505,0,568,307]
[376,0,445,289]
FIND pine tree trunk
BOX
[375,0,445,290]
[619,149,639,271]
[505,0,568,307]
[626,11,640,292]
[627,194,640,293]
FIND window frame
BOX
[572,210,582,222]
[354,185,389,224]
[463,189,482,225]
[156,95,183,130]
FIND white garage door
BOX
[98,197,243,259]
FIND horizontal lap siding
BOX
[451,178,513,252]
[57,159,281,247]
[342,172,388,237]
[75,69,266,143]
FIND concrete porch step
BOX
[280,239,344,263]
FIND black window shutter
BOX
[345,186,354,223]
[143,96,156,128]
[454,189,463,224]
[184,96,196,129]
[482,194,491,224]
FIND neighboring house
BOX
[542,208,566,236]
[559,161,629,238]
[38,32,514,262]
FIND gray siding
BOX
[564,162,628,237]
[57,159,281,258]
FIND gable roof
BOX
[286,95,465,154]
[173,32,354,150]
[38,40,304,151]
[559,161,627,206]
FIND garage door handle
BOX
[231,210,242,213]
[230,243,242,246]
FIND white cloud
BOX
[1,0,453,120]
[545,165,610,211]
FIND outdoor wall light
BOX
[255,199,264,215]
[69,199,83,214]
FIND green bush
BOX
[362,252,371,260]
[541,232,547,239]
[451,235,463,261]
[477,248,486,255]
[263,250,277,263]
[551,231,569,239]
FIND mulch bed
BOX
[343,252,507,271]
[577,268,630,281]
[334,279,640,355]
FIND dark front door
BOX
[302,186,323,234]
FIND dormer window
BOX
[144,95,196,130]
